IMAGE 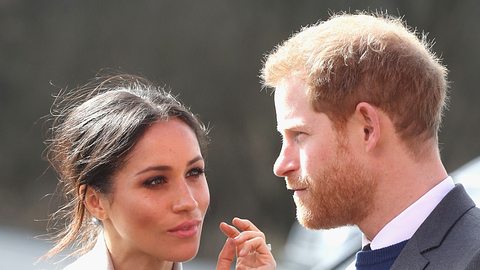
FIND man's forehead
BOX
[274,77,304,99]
[274,91,313,133]
[274,79,309,113]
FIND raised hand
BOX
[216,217,276,270]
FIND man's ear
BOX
[82,185,109,221]
[354,102,381,152]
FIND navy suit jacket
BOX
[391,185,480,270]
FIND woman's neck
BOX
[103,230,175,270]
[111,257,174,270]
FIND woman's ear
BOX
[82,185,109,221]
[354,102,381,152]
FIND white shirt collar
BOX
[362,176,455,250]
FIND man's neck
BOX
[363,177,454,249]
[358,145,448,240]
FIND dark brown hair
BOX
[43,73,208,259]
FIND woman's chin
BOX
[168,244,199,262]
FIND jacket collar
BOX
[390,184,476,270]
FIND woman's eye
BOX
[186,167,205,178]
[143,176,167,187]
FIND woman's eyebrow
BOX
[135,156,204,176]
[135,165,171,176]
[188,156,204,166]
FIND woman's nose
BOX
[172,181,198,212]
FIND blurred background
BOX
[1,0,479,269]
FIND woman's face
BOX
[101,118,210,263]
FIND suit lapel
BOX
[390,185,475,270]
[390,237,428,270]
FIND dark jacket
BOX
[391,185,480,270]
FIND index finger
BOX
[219,222,240,238]
[232,217,260,232]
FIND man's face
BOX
[273,77,376,229]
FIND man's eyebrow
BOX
[277,120,309,133]
[135,155,204,176]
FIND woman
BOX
[43,74,275,270]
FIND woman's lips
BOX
[168,220,201,238]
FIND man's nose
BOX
[273,144,299,177]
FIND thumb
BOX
[216,238,236,270]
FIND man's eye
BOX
[294,132,307,142]
[186,167,205,178]
[143,176,167,187]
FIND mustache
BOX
[285,175,309,189]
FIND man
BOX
[261,13,480,269]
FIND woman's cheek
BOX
[199,181,210,215]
